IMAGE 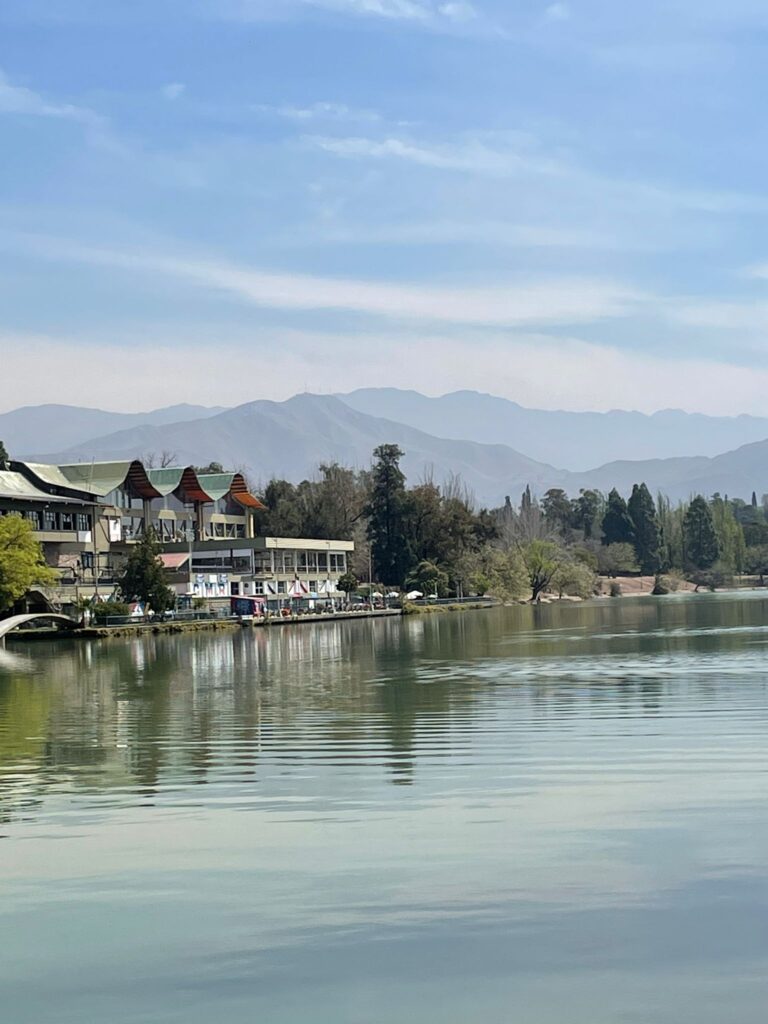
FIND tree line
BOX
[249,446,768,601]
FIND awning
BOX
[159,553,190,569]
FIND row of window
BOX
[0,508,92,532]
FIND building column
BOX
[142,498,152,537]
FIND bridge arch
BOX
[0,613,80,645]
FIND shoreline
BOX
[5,607,404,643]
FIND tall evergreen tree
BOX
[364,444,411,585]
[601,489,635,546]
[118,528,175,614]
[683,495,720,569]
[628,482,664,573]
[0,439,8,467]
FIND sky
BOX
[2,0,768,415]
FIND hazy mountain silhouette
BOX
[0,403,225,458]
[338,388,768,470]
[27,392,768,505]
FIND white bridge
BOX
[0,613,80,646]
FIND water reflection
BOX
[2,594,768,1023]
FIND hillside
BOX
[22,392,768,506]
[0,403,226,457]
[36,394,570,503]
[338,388,768,470]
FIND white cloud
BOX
[0,68,105,129]
[308,133,565,177]
[214,0,482,27]
[2,327,768,417]
[253,100,381,123]
[15,234,643,328]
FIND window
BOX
[76,513,91,532]
[330,553,346,572]
[230,582,240,596]
[316,553,328,571]
[25,510,42,529]
[43,509,57,531]
[60,512,74,531]
[277,581,287,594]
[282,552,294,571]
[81,552,94,570]
[309,580,318,593]
[253,581,264,595]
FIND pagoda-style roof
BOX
[11,460,265,509]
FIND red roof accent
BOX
[159,553,190,569]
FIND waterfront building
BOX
[0,459,353,613]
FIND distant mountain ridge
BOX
[337,388,768,470]
[21,392,768,506]
[0,402,226,456]
[32,394,566,502]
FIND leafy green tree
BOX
[710,494,746,573]
[336,571,359,596]
[683,495,720,569]
[628,482,664,573]
[521,540,564,602]
[455,547,527,602]
[405,560,449,598]
[571,489,604,539]
[364,444,412,585]
[596,542,639,576]
[257,479,304,537]
[601,489,635,546]
[117,529,175,615]
[542,488,574,537]
[551,560,597,599]
[0,515,57,613]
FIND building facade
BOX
[0,459,353,613]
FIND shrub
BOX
[91,601,131,622]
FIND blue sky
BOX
[2,0,768,414]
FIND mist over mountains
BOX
[338,389,768,470]
[4,390,768,507]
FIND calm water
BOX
[2,594,768,1023]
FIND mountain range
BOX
[3,391,768,506]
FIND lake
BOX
[2,593,768,1023]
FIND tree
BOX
[405,560,449,598]
[117,529,175,615]
[336,571,359,596]
[710,494,746,573]
[521,540,564,602]
[0,515,57,613]
[552,560,597,599]
[0,439,8,466]
[597,542,639,576]
[195,461,224,474]
[364,444,412,585]
[628,482,664,573]
[571,489,604,539]
[683,495,720,569]
[601,489,635,546]
[542,488,574,537]
[143,450,177,469]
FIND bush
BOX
[609,581,622,598]
[597,542,639,576]
[91,601,131,622]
